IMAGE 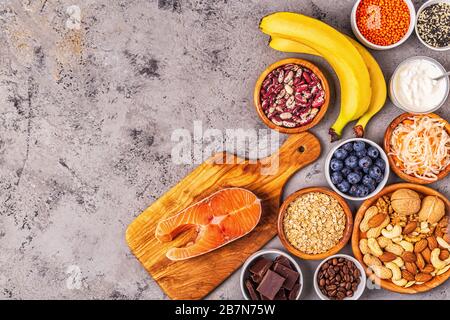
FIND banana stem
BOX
[354,113,371,137]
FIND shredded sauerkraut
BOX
[389,116,450,181]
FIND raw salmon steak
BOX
[155,188,262,261]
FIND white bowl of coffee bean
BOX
[314,254,366,300]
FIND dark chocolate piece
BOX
[245,279,260,300]
[249,257,272,277]
[288,283,300,300]
[274,255,292,268]
[260,294,269,300]
[256,269,286,300]
[274,288,287,300]
[273,262,299,290]
[251,272,263,284]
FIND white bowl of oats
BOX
[277,187,353,260]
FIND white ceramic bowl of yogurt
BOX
[389,56,449,114]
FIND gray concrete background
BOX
[0,0,448,300]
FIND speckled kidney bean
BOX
[260,63,326,129]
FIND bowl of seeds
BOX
[416,0,450,51]
[277,187,354,260]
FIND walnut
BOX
[418,196,445,224]
[390,189,421,216]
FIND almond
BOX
[401,270,415,281]
[402,251,417,263]
[422,247,432,264]
[427,236,438,250]
[439,249,450,260]
[416,252,425,270]
[405,262,418,275]
[368,213,387,228]
[415,273,433,283]
[379,252,397,263]
[414,239,428,253]
[403,221,417,235]
[421,264,435,274]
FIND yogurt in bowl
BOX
[390,56,449,113]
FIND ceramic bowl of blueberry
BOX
[325,138,389,201]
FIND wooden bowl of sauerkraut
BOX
[384,113,450,184]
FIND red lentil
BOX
[356,0,410,46]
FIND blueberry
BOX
[358,156,373,169]
[369,165,383,182]
[362,175,376,188]
[367,146,380,159]
[368,184,376,193]
[353,167,363,176]
[355,185,370,198]
[341,167,352,177]
[331,172,344,185]
[337,180,350,193]
[355,149,367,158]
[342,142,354,152]
[349,185,358,196]
[347,172,362,185]
[353,141,366,152]
[330,159,344,172]
[375,158,386,171]
[333,148,348,160]
[363,167,370,174]
[344,155,358,169]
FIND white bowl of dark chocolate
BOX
[240,249,303,300]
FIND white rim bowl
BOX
[240,249,303,300]
[313,254,367,300]
[389,56,450,114]
[350,0,416,50]
[325,138,390,201]
[415,0,450,51]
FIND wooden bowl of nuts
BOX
[384,113,450,185]
[254,58,330,134]
[277,187,353,260]
[352,183,450,294]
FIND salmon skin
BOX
[155,188,262,261]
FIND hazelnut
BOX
[418,196,445,224]
[390,189,421,216]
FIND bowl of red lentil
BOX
[351,0,416,50]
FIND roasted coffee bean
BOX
[317,257,361,300]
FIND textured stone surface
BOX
[0,0,448,300]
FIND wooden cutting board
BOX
[126,132,321,300]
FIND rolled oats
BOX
[283,192,346,254]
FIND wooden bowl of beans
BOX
[350,0,416,50]
[277,187,353,260]
[254,58,330,134]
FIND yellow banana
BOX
[260,12,371,141]
[350,41,387,137]
[269,36,387,138]
[269,37,320,56]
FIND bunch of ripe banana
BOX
[260,12,387,141]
